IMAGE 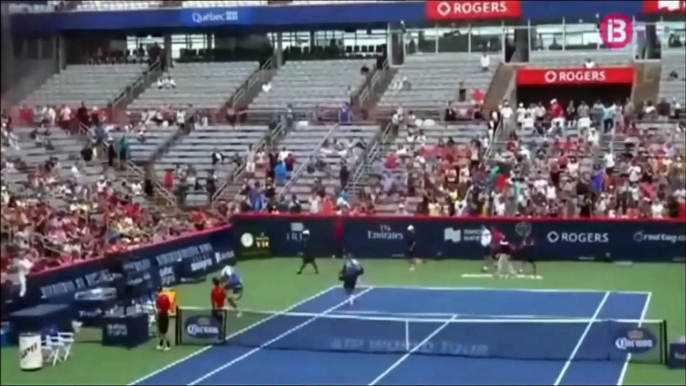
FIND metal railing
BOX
[146,125,186,164]
[358,58,389,107]
[278,124,338,199]
[348,120,393,194]
[126,161,178,208]
[211,121,285,203]
[231,56,275,109]
[84,121,178,209]
[111,58,162,114]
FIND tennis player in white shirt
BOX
[480,226,492,272]
[495,240,517,278]
[14,256,34,297]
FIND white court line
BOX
[553,291,611,386]
[368,315,457,385]
[372,284,651,295]
[187,287,375,386]
[331,310,589,320]
[616,292,652,386]
[129,284,340,385]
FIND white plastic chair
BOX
[41,336,61,366]
[57,332,75,361]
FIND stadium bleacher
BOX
[378,53,501,113]
[22,63,150,108]
[528,49,635,67]
[128,61,258,111]
[660,50,686,105]
[250,59,373,112]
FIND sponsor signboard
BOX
[517,67,636,86]
[8,227,233,312]
[642,0,685,14]
[425,1,522,20]
[231,215,685,262]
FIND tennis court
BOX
[132,285,656,385]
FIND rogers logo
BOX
[544,70,607,84]
[427,1,520,20]
[437,1,451,16]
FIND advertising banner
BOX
[10,2,424,32]
[517,67,636,86]
[642,0,685,14]
[231,215,686,263]
[10,1,650,33]
[668,341,686,369]
[10,227,233,312]
[425,1,522,21]
[231,215,336,258]
[178,8,250,27]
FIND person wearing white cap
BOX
[296,229,319,275]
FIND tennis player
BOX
[155,287,172,351]
[516,235,537,275]
[407,225,419,271]
[495,239,517,278]
[297,229,319,274]
[220,264,243,317]
[479,226,493,272]
[339,254,364,305]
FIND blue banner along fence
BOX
[232,215,686,263]
[8,216,684,311]
[9,226,234,312]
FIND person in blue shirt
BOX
[296,229,318,275]
[220,264,243,317]
[274,161,288,187]
[338,252,364,305]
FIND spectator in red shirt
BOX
[472,88,484,107]
[164,169,174,191]
[210,277,227,339]
[19,104,34,126]
[211,278,225,309]
[155,287,172,351]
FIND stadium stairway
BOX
[110,60,165,123]
[362,61,397,118]
[632,61,662,106]
[355,59,394,116]
[348,120,396,196]
[210,120,289,204]
[483,63,516,111]
[96,127,181,213]
[220,58,277,124]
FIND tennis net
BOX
[176,307,668,364]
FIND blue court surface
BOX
[133,285,653,385]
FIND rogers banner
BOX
[517,67,635,86]
[642,0,685,14]
[425,0,522,20]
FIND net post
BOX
[221,308,228,344]
[175,306,182,345]
[405,319,410,352]
[661,319,668,364]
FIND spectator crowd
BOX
[2,51,685,284]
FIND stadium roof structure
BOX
[8,0,685,35]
